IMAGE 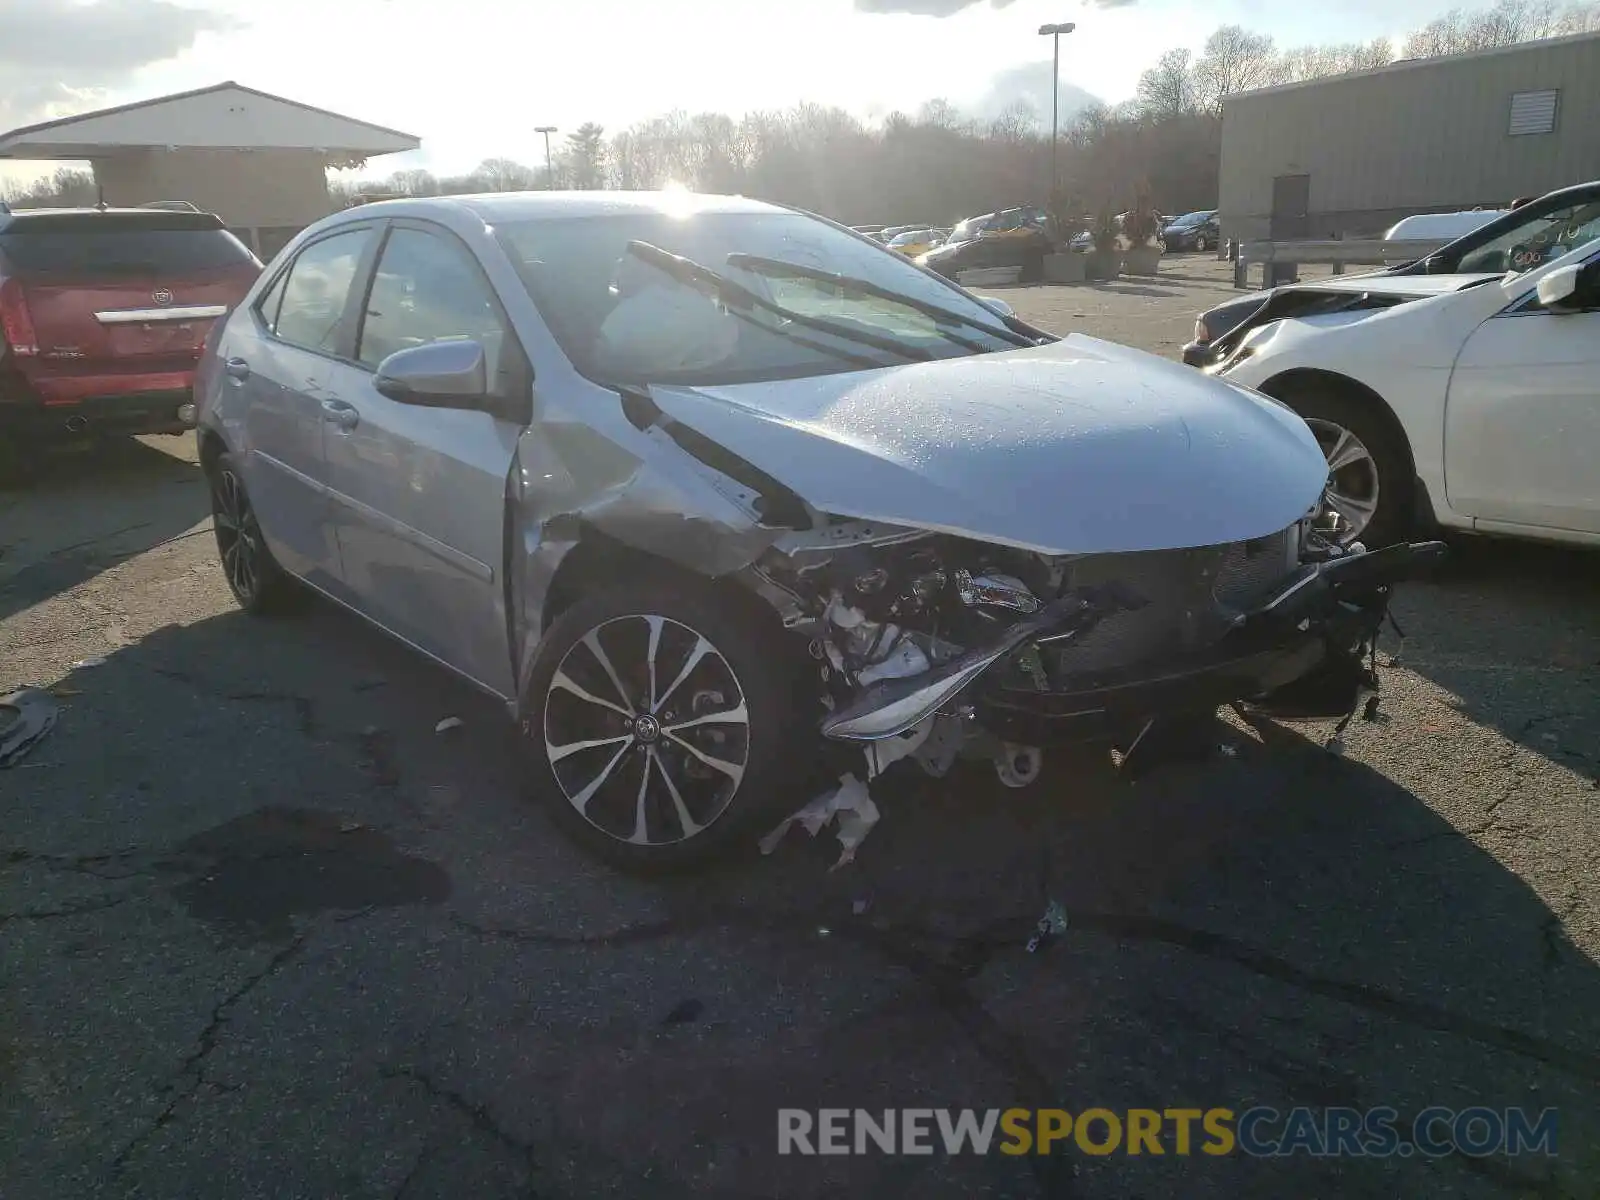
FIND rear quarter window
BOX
[0,220,257,276]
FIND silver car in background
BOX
[193,192,1442,872]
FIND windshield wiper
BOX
[625,241,931,364]
[725,253,1035,348]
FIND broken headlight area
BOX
[748,521,1446,789]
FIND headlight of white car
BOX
[1212,321,1281,375]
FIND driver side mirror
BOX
[1536,261,1600,313]
[374,340,493,409]
[975,295,1014,318]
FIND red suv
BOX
[0,204,261,445]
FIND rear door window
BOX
[0,217,257,277]
[271,227,377,355]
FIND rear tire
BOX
[521,576,811,873]
[206,450,301,614]
[1275,384,1412,548]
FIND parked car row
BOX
[1190,180,1600,551]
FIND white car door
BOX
[320,221,530,698]
[1444,246,1600,536]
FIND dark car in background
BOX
[1162,209,1219,253]
[1182,180,1600,367]
[0,205,261,449]
[917,206,1051,280]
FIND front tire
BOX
[207,451,300,614]
[522,578,808,873]
[1276,385,1412,548]
[1195,235,1210,253]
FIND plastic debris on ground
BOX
[1025,900,1070,953]
[759,772,880,870]
[862,717,933,780]
[69,656,108,670]
[1,688,61,768]
[434,716,464,734]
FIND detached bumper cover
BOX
[822,540,1446,745]
[979,540,1447,743]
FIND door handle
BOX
[320,399,360,431]
[223,357,250,381]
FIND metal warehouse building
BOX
[0,82,419,260]
[1219,30,1600,243]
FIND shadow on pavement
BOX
[0,435,209,621]
[1399,536,1600,773]
[5,590,1597,1197]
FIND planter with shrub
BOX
[1086,207,1121,281]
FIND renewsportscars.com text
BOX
[777,1107,1558,1158]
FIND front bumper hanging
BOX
[823,540,1448,747]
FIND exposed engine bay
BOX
[740,514,1395,792]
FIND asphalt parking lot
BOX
[3,255,1598,1199]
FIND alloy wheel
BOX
[1305,417,1380,544]
[542,615,751,847]
[211,467,262,602]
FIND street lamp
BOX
[1037,22,1076,196]
[535,126,558,189]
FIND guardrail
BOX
[1232,237,1451,289]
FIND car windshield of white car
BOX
[497,212,1019,386]
[1454,202,1600,275]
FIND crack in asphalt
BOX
[392,1145,433,1200]
[107,932,310,1178]
[1061,909,1600,1086]
[4,847,154,880]
[455,899,1600,1092]
[1164,999,1576,1199]
[150,667,319,737]
[383,1065,541,1197]
[454,907,1068,1198]
[0,891,137,923]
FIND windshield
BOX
[1169,211,1212,227]
[496,211,1022,386]
[888,230,930,247]
[1440,197,1600,275]
[1454,201,1600,274]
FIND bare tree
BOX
[1136,48,1196,121]
[988,100,1039,142]
[1193,26,1278,112]
[474,158,540,192]
[1,167,99,208]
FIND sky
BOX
[0,0,1504,184]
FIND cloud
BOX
[854,0,1133,10]
[964,59,1101,124]
[854,0,1018,15]
[0,0,239,132]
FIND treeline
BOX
[7,0,1597,225]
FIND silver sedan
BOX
[193,191,1441,872]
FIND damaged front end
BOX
[741,518,1446,785]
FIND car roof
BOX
[326,190,786,225]
[0,206,226,234]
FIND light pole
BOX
[1037,22,1076,197]
[535,126,558,189]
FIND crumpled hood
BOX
[1272,272,1501,299]
[648,336,1328,556]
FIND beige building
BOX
[1220,31,1600,243]
[0,82,420,259]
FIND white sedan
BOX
[1219,236,1600,549]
